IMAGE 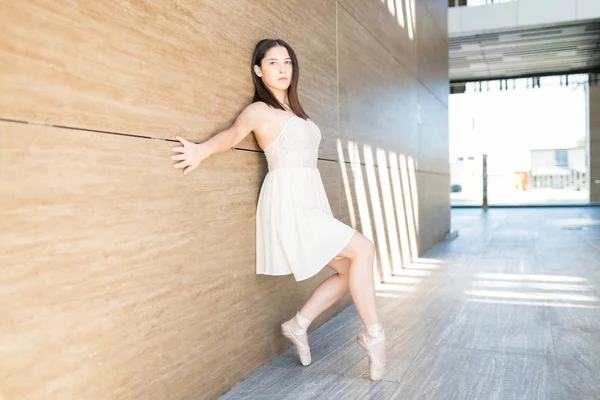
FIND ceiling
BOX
[449,19,600,82]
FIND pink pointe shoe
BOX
[357,330,387,381]
[281,318,312,366]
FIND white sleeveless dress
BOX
[255,114,357,281]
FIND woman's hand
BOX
[171,136,210,176]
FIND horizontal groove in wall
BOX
[0,117,169,142]
[1,119,450,173]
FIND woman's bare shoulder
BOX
[243,101,272,119]
[232,101,271,132]
[242,101,280,129]
[243,103,289,148]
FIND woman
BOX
[171,39,386,381]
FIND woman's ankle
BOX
[366,323,383,338]
[294,311,312,331]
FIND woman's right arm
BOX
[172,102,269,176]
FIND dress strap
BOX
[264,116,296,151]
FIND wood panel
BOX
[425,0,449,35]
[337,152,432,279]
[415,0,449,106]
[336,2,449,269]
[0,0,340,158]
[416,171,451,253]
[338,0,418,75]
[0,121,344,399]
[417,83,450,175]
[337,156,384,280]
[0,0,453,398]
[337,3,419,163]
[337,0,448,107]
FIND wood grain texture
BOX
[391,344,563,399]
[0,121,334,400]
[338,0,418,75]
[552,327,600,399]
[427,314,555,355]
[336,143,449,280]
[336,0,450,259]
[337,152,439,281]
[0,0,451,398]
[337,158,391,282]
[338,3,419,161]
[417,83,450,175]
[416,171,451,254]
[425,0,448,34]
[0,0,340,157]
[416,0,449,106]
[219,365,399,400]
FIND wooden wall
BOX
[0,0,449,399]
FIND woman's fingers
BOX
[173,136,200,175]
[183,165,197,176]
[176,136,190,146]
[173,160,189,169]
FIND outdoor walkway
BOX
[219,207,600,400]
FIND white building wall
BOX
[449,0,600,36]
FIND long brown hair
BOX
[251,39,309,120]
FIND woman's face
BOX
[255,46,293,91]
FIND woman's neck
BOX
[272,91,289,108]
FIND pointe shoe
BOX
[357,330,386,381]
[281,318,312,366]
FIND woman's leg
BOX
[337,232,380,326]
[298,257,351,321]
[280,257,352,366]
[297,232,380,326]
[337,232,386,380]
[283,232,385,379]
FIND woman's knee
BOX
[361,236,375,260]
[327,256,351,276]
[340,232,375,261]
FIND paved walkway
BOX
[219,207,600,399]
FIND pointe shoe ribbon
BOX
[281,320,312,366]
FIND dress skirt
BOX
[256,167,357,281]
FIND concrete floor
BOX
[219,208,600,400]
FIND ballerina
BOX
[171,38,386,381]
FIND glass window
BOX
[555,150,568,167]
